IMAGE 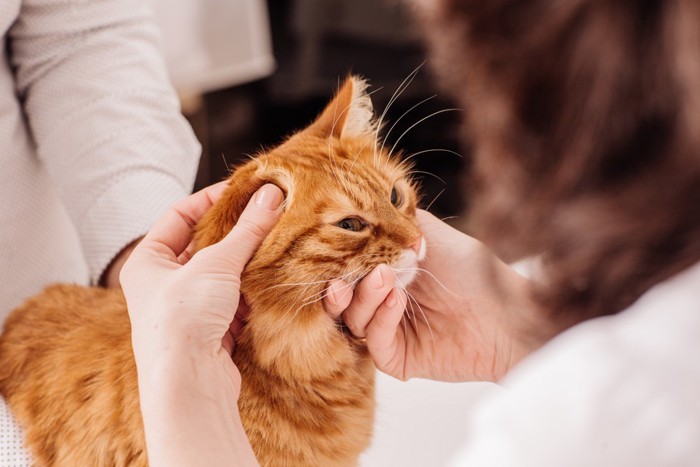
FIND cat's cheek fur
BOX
[241,291,364,382]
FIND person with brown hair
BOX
[329,1,700,463]
[122,0,700,465]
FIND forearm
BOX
[10,0,200,284]
[137,350,259,467]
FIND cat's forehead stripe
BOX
[273,225,320,263]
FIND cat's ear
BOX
[194,162,288,250]
[307,75,377,139]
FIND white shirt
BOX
[0,2,199,463]
[0,0,200,322]
[447,260,700,466]
[361,261,700,466]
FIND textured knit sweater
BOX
[0,1,200,463]
[0,0,200,323]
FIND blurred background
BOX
[151,0,468,225]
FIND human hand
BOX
[121,182,283,366]
[325,210,558,382]
[120,181,283,467]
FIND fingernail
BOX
[369,267,384,289]
[255,184,284,209]
[385,289,397,308]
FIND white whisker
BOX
[379,95,437,157]
[390,269,436,349]
[404,288,436,350]
[389,108,461,157]
[373,62,425,165]
[424,188,446,212]
[391,267,457,296]
[409,170,446,185]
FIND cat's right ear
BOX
[307,75,378,140]
[194,162,286,250]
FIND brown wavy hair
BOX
[416,0,700,318]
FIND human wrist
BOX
[101,238,141,288]
[137,350,258,467]
[494,269,562,379]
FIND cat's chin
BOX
[391,238,427,287]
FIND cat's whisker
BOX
[387,270,414,323]
[286,283,317,319]
[373,62,425,166]
[294,267,372,316]
[242,152,258,163]
[390,266,436,348]
[221,153,233,175]
[389,108,461,157]
[406,290,418,323]
[294,265,371,305]
[424,188,446,212]
[404,288,437,350]
[409,170,446,185]
[262,267,365,294]
[392,267,458,297]
[281,266,371,319]
[379,95,437,159]
[295,271,369,307]
[327,272,368,309]
[440,215,460,223]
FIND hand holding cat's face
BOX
[328,209,559,383]
[121,182,284,368]
[191,77,428,381]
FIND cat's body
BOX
[0,286,146,466]
[0,76,424,466]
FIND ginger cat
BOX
[0,76,425,466]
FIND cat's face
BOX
[197,77,426,366]
[195,76,424,378]
[252,132,425,294]
[197,76,425,320]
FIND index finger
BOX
[141,181,229,258]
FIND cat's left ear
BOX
[194,161,288,250]
[307,75,377,139]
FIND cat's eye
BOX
[337,217,366,232]
[390,186,403,207]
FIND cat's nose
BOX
[408,235,423,255]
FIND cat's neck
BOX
[238,288,369,383]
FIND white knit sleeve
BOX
[8,0,201,284]
[0,396,31,466]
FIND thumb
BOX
[199,184,284,275]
